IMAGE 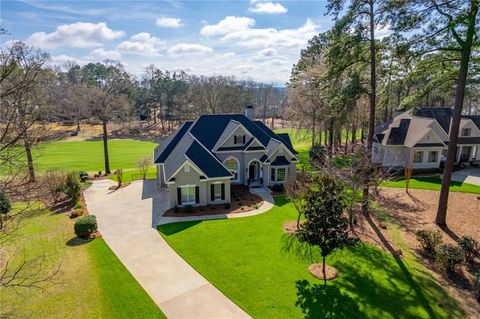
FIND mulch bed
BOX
[282,220,304,235]
[308,263,338,280]
[163,185,263,217]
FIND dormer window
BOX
[234,135,246,144]
[462,128,471,137]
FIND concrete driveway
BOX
[84,179,251,319]
[451,167,480,186]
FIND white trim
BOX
[247,158,261,181]
[169,158,206,181]
[270,166,288,184]
[213,122,254,152]
[179,184,197,205]
[264,144,297,163]
[223,156,240,183]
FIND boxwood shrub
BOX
[74,215,97,239]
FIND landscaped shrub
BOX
[43,170,67,203]
[0,191,12,215]
[184,205,193,213]
[74,215,97,239]
[63,171,82,203]
[174,205,180,213]
[416,229,443,257]
[79,171,89,182]
[224,203,231,209]
[457,236,479,263]
[435,244,464,272]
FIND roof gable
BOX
[154,121,193,163]
[185,141,233,178]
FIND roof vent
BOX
[245,105,255,120]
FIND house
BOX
[373,108,480,169]
[153,106,298,208]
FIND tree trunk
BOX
[24,135,35,182]
[328,120,334,157]
[436,2,478,225]
[362,0,377,216]
[322,255,327,286]
[102,120,111,174]
[351,122,357,152]
[344,128,349,154]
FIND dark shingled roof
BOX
[185,141,233,178]
[217,145,246,151]
[457,137,480,144]
[155,121,193,163]
[375,133,385,143]
[413,108,453,133]
[190,114,272,149]
[260,154,268,162]
[387,119,410,145]
[414,143,445,147]
[465,115,480,130]
[270,156,290,166]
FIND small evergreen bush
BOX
[174,205,180,213]
[416,229,443,257]
[457,236,479,263]
[224,203,231,209]
[435,244,464,272]
[0,191,12,215]
[63,172,82,203]
[309,144,325,165]
[74,215,97,239]
[184,205,193,213]
[271,184,284,192]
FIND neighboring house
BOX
[373,108,480,169]
[154,106,298,208]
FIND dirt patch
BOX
[308,263,338,280]
[377,187,480,317]
[164,185,263,217]
[283,220,304,235]
[108,182,131,191]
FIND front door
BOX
[460,146,472,163]
[249,163,256,180]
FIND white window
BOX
[184,165,190,173]
[224,158,239,181]
[181,186,196,205]
[462,128,471,137]
[235,135,245,144]
[213,183,222,201]
[413,151,423,163]
[428,151,438,163]
[271,167,286,183]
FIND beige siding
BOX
[206,180,231,205]
[168,162,207,207]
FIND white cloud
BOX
[216,18,320,48]
[200,16,255,36]
[87,48,121,60]
[26,22,124,49]
[257,48,277,57]
[167,43,213,55]
[249,2,287,14]
[156,17,184,28]
[117,32,164,56]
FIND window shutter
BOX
[271,168,275,181]
[177,188,182,205]
[242,135,246,143]
[195,186,200,204]
[211,184,215,201]
[221,183,225,200]
[234,136,237,144]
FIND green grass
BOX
[158,197,464,319]
[109,166,157,183]
[381,176,480,194]
[31,139,156,173]
[1,204,165,319]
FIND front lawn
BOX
[1,204,165,319]
[158,197,464,318]
[32,139,156,173]
[381,176,480,194]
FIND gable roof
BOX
[254,121,298,154]
[154,121,193,163]
[185,141,233,178]
[413,108,453,133]
[386,119,410,145]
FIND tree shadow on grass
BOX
[274,196,290,207]
[66,236,93,246]
[295,280,364,319]
[157,221,202,236]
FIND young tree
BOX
[137,156,153,180]
[393,0,479,226]
[295,175,352,285]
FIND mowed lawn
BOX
[1,204,165,319]
[381,176,480,194]
[158,197,464,319]
[32,139,156,173]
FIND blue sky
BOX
[1,0,334,84]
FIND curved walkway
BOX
[157,186,274,225]
[84,179,251,319]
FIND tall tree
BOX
[81,61,131,174]
[392,0,479,225]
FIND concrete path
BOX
[84,179,251,319]
[158,186,275,225]
[450,167,480,186]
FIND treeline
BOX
[287,0,479,223]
